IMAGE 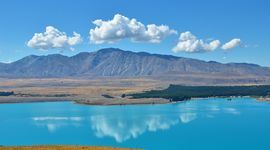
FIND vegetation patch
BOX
[102,94,114,99]
[15,93,75,97]
[129,85,270,101]
[0,91,14,96]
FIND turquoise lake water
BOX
[0,98,270,150]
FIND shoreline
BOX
[0,95,269,106]
[0,96,73,104]
[0,96,171,105]
[74,98,170,106]
[256,97,270,102]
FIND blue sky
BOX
[0,0,269,66]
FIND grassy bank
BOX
[0,145,136,150]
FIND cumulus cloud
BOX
[172,31,221,53]
[172,32,242,53]
[221,38,241,50]
[27,26,82,50]
[89,14,177,44]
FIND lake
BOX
[0,98,270,150]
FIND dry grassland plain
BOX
[0,74,269,104]
[0,77,170,104]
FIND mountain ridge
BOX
[4,48,264,67]
[0,48,270,78]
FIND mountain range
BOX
[0,48,270,79]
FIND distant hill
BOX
[0,48,270,79]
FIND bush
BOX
[0,91,14,96]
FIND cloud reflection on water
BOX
[179,113,197,123]
[32,116,83,133]
[31,99,241,142]
[224,108,240,115]
[33,117,83,121]
[90,115,178,143]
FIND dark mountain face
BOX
[0,48,270,78]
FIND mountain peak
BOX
[96,48,125,53]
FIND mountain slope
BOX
[0,48,270,78]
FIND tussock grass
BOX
[0,145,137,150]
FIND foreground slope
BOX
[0,145,135,150]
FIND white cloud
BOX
[172,32,242,53]
[172,31,221,53]
[89,14,177,44]
[27,26,82,50]
[222,38,241,50]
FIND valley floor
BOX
[0,75,269,105]
[0,77,170,105]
